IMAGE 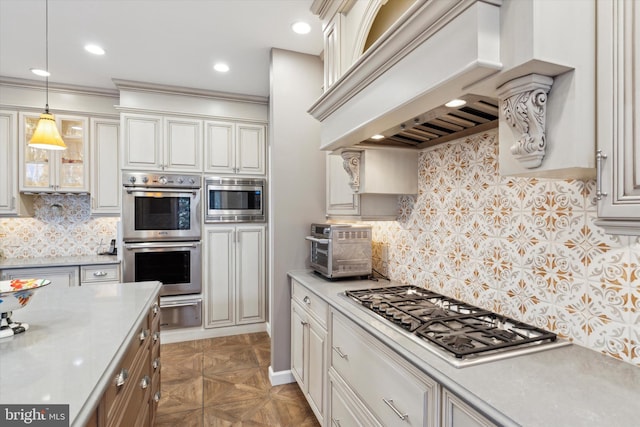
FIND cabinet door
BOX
[203,226,235,327]
[291,300,307,387]
[236,123,266,175]
[121,113,163,170]
[442,388,497,427]
[204,120,236,174]
[1,266,79,289]
[164,117,203,172]
[327,153,359,216]
[236,225,265,324]
[20,112,54,191]
[0,110,18,215]
[596,0,640,230]
[307,317,326,422]
[56,114,89,192]
[90,118,120,215]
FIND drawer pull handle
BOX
[115,368,129,387]
[331,419,342,427]
[140,375,151,389]
[92,271,107,277]
[303,296,311,304]
[139,329,149,342]
[152,303,159,315]
[153,391,161,403]
[153,357,161,370]
[333,346,348,359]
[596,149,608,200]
[383,398,408,421]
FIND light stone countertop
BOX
[289,270,640,427]
[0,281,161,426]
[0,255,119,269]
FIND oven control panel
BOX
[123,172,201,189]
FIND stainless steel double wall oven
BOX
[122,172,203,329]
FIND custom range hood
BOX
[309,0,596,179]
[308,0,503,152]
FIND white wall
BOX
[268,49,325,379]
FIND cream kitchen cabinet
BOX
[330,309,438,427]
[19,112,89,193]
[594,0,640,235]
[0,110,32,216]
[442,388,497,427]
[90,118,120,215]
[121,113,203,172]
[203,224,266,328]
[290,279,328,424]
[0,265,79,289]
[80,264,121,285]
[326,149,417,220]
[204,120,266,175]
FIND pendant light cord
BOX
[45,0,49,113]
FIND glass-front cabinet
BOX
[19,112,89,193]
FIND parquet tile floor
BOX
[155,332,321,427]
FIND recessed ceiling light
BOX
[445,99,467,108]
[213,63,230,73]
[30,68,50,77]
[291,21,311,34]
[84,44,105,55]
[370,134,385,140]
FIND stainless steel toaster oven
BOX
[305,223,372,279]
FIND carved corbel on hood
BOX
[341,150,362,192]
[498,74,554,169]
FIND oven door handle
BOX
[125,242,199,250]
[305,236,329,244]
[160,301,201,308]
[125,188,199,195]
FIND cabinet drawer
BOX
[331,312,435,427]
[81,264,120,284]
[292,279,328,327]
[103,316,151,425]
[330,375,381,427]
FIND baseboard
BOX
[269,366,295,386]
[160,322,267,344]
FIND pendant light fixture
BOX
[29,0,66,151]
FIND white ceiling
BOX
[0,0,325,98]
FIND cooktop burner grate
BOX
[345,286,559,360]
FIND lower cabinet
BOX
[0,265,79,288]
[88,298,161,427]
[441,388,496,427]
[204,224,266,328]
[291,279,328,424]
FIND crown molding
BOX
[0,76,119,98]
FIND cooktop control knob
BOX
[142,176,149,184]
[189,178,196,185]
[177,177,184,184]
[128,176,136,184]
[159,176,168,185]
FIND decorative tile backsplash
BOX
[370,129,640,366]
[0,195,118,258]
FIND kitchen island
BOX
[0,280,161,426]
[289,270,640,427]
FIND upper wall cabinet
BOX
[594,0,640,235]
[90,118,120,216]
[19,112,89,193]
[121,113,203,172]
[0,110,31,216]
[204,121,266,176]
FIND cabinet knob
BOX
[115,368,129,387]
[153,357,161,370]
[140,375,151,389]
[152,303,160,315]
[153,331,160,342]
[303,296,311,305]
[139,329,150,342]
[153,391,162,403]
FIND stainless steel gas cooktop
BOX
[345,285,570,368]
